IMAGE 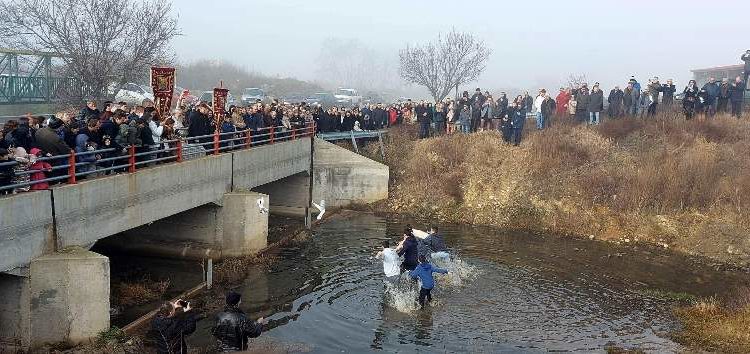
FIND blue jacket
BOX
[409,263,448,290]
[397,236,418,266]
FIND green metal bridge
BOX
[0,48,81,105]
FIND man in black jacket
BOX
[150,300,201,354]
[187,104,213,145]
[212,291,264,352]
[730,76,746,118]
[372,103,388,130]
[661,79,676,107]
[608,86,624,118]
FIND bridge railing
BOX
[0,122,315,193]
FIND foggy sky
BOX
[172,0,750,96]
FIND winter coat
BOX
[730,81,746,102]
[608,89,624,106]
[397,236,419,267]
[74,134,97,173]
[577,93,590,112]
[702,82,720,101]
[421,233,447,253]
[510,106,526,129]
[409,263,448,290]
[187,111,212,138]
[149,312,199,354]
[742,53,750,73]
[29,148,51,190]
[35,127,71,156]
[587,90,604,113]
[212,306,262,352]
[541,98,556,118]
[661,84,676,102]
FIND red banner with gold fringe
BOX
[213,87,229,129]
[150,66,175,118]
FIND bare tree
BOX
[399,29,491,102]
[567,74,588,88]
[0,0,180,102]
[314,38,399,93]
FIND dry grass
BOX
[674,288,750,353]
[374,113,750,263]
[112,278,170,307]
[214,253,281,285]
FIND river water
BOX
[171,211,748,353]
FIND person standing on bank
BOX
[718,78,732,114]
[741,49,750,84]
[730,75,746,118]
[509,98,526,146]
[683,80,700,120]
[150,300,202,354]
[587,84,604,125]
[212,291,265,352]
[608,86,624,118]
[661,79,676,107]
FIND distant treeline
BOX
[177,60,324,98]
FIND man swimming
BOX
[409,255,449,308]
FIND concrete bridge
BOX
[0,136,388,350]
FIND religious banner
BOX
[150,66,176,118]
[213,87,229,128]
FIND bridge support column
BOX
[28,248,110,347]
[221,192,268,257]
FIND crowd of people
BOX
[0,95,317,194]
[2,51,748,193]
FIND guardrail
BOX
[0,122,315,193]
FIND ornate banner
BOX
[213,87,229,128]
[150,66,176,118]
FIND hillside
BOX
[365,113,750,265]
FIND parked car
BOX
[114,83,154,105]
[241,88,267,104]
[282,94,307,105]
[305,92,337,107]
[334,88,362,106]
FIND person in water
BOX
[409,255,449,307]
[212,291,265,352]
[375,240,401,280]
[396,227,419,273]
[421,225,448,260]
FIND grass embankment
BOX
[357,112,750,352]
[363,113,750,266]
[674,287,750,353]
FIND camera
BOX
[178,300,188,307]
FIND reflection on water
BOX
[184,212,749,353]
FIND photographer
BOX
[212,291,265,352]
[150,299,202,354]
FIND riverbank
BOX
[358,113,750,266]
[351,113,750,352]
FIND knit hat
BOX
[226,291,241,306]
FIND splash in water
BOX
[383,254,479,313]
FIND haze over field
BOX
[173,0,749,96]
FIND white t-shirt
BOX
[381,248,400,277]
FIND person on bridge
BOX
[212,291,265,352]
[409,255,449,308]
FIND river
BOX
[134,211,744,353]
